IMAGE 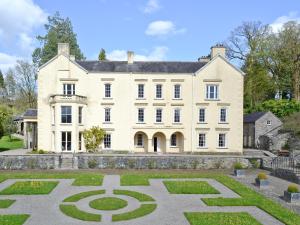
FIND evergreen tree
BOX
[98,48,106,60]
[0,70,4,88]
[32,11,85,66]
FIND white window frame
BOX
[206,85,219,100]
[61,106,72,124]
[156,108,162,123]
[174,108,181,123]
[220,108,227,123]
[170,134,177,147]
[63,84,75,95]
[61,131,72,151]
[199,108,206,123]
[138,108,144,123]
[104,83,111,98]
[78,106,83,124]
[104,108,111,122]
[104,133,111,149]
[138,84,144,99]
[174,84,181,99]
[267,120,272,126]
[155,84,162,99]
[136,134,143,147]
[218,133,226,148]
[198,133,206,148]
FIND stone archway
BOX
[152,132,166,153]
[170,132,184,153]
[134,131,148,153]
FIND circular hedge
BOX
[89,197,127,210]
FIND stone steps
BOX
[60,154,75,169]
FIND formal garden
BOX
[0,170,299,225]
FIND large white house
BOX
[37,43,244,154]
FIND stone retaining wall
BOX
[272,168,300,184]
[0,154,267,170]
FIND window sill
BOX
[197,122,207,124]
[154,98,164,100]
[205,99,220,101]
[172,98,182,100]
[154,122,164,124]
[170,146,178,148]
[136,98,146,100]
[103,122,112,124]
[103,97,113,100]
[217,147,228,149]
[136,122,146,124]
[197,147,208,149]
[172,122,182,125]
[219,122,229,124]
[78,124,84,126]
[135,146,144,148]
[60,123,72,126]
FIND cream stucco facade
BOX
[37,43,244,154]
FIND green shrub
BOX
[287,184,299,193]
[233,162,244,170]
[257,172,267,180]
[88,159,97,169]
[83,126,105,152]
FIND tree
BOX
[0,70,4,88]
[14,61,37,108]
[32,11,85,67]
[98,48,106,60]
[4,69,16,101]
[0,104,12,138]
[82,126,105,152]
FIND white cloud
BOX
[107,46,169,61]
[143,0,161,14]
[270,11,300,32]
[145,20,186,36]
[0,52,19,72]
[0,0,47,53]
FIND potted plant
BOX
[233,162,246,177]
[284,184,300,203]
[255,172,269,188]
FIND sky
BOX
[0,0,300,72]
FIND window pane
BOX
[199,133,206,147]
[138,84,144,98]
[199,108,205,122]
[156,84,162,98]
[171,134,177,146]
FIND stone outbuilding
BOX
[243,111,282,149]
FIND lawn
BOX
[120,172,300,225]
[114,189,155,202]
[0,214,30,225]
[0,171,103,186]
[112,204,157,222]
[185,212,262,225]
[0,135,23,151]
[0,199,15,208]
[0,181,58,195]
[63,190,105,202]
[59,204,101,221]
[163,181,220,194]
[89,197,127,210]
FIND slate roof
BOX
[244,112,267,123]
[76,60,207,73]
[23,109,37,118]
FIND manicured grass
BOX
[89,197,128,210]
[0,214,30,225]
[112,204,157,222]
[63,190,105,202]
[0,199,15,208]
[0,181,58,195]
[59,204,101,221]
[114,189,155,202]
[0,135,23,151]
[185,212,262,225]
[120,173,300,225]
[0,171,103,186]
[163,181,220,194]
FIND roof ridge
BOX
[76,60,204,63]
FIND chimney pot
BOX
[210,44,226,59]
[57,43,70,56]
[127,51,134,64]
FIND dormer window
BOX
[63,84,75,95]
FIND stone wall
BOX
[272,168,300,184]
[0,155,59,170]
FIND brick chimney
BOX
[127,51,134,64]
[57,43,70,56]
[210,44,226,59]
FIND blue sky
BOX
[0,0,299,72]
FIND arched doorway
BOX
[170,132,184,153]
[152,132,166,153]
[134,131,148,153]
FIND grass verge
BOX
[0,135,23,151]
[89,197,127,210]
[120,173,300,225]
[0,181,58,195]
[163,181,220,194]
[0,171,103,186]
[63,190,105,202]
[59,204,101,221]
[0,199,16,208]
[113,189,155,202]
[184,212,262,225]
[112,204,156,222]
[0,214,30,225]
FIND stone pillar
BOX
[23,122,28,149]
[148,139,152,153]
